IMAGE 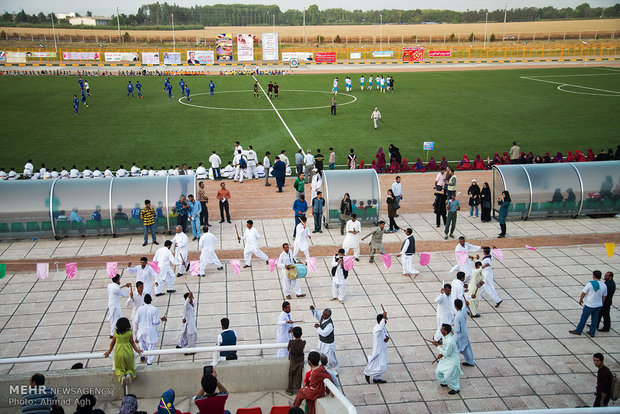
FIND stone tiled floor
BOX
[0,243,619,413]
[0,213,618,260]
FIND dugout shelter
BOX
[0,175,196,239]
[492,161,620,219]
[322,169,382,226]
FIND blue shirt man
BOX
[179,79,185,94]
[80,88,88,106]
[73,95,79,115]
[272,157,286,192]
[166,82,173,99]
[292,195,308,238]
[209,81,215,96]
[185,86,191,102]
[127,81,134,98]
[78,77,84,89]
[187,194,202,239]
[136,81,143,98]
[312,192,325,233]
[163,77,170,91]
[453,299,475,366]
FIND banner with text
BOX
[216,33,233,61]
[372,50,394,58]
[237,33,254,61]
[402,47,424,62]
[315,52,337,63]
[282,52,313,62]
[262,32,278,61]
[62,51,100,61]
[163,52,181,65]
[186,50,214,64]
[104,52,140,62]
[429,50,451,57]
[6,52,26,63]
[349,52,362,59]
[142,52,160,65]
[26,51,57,58]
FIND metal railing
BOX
[323,378,357,414]
[0,342,289,367]
[455,409,619,414]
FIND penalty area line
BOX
[252,75,303,151]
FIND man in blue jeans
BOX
[140,200,159,246]
[444,193,460,240]
[187,194,202,241]
[311,191,325,233]
[570,270,607,337]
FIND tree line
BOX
[1,3,619,28]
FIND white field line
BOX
[520,73,620,78]
[252,75,303,151]
[520,76,620,95]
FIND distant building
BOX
[56,12,76,19]
[69,16,111,26]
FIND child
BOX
[176,292,197,354]
[320,354,339,389]
[103,317,142,386]
[291,351,332,414]
[286,326,306,396]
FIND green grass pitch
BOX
[0,66,618,170]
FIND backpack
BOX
[611,372,620,401]
[239,156,247,169]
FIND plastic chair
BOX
[27,222,40,232]
[236,408,262,414]
[129,218,142,229]
[195,394,228,414]
[41,221,52,232]
[11,222,25,232]
[269,406,290,414]
[0,223,8,232]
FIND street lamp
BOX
[483,11,488,50]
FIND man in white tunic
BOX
[233,150,245,183]
[127,257,158,298]
[278,243,306,299]
[135,294,167,365]
[371,107,382,129]
[107,274,131,338]
[454,236,481,283]
[246,145,259,180]
[434,284,454,342]
[126,281,145,340]
[238,220,269,268]
[310,170,322,201]
[451,272,467,314]
[342,214,361,260]
[330,249,348,303]
[171,225,189,276]
[176,291,197,354]
[293,216,311,262]
[198,226,223,276]
[453,299,475,366]
[310,305,339,373]
[276,301,294,358]
[432,324,463,394]
[397,228,420,277]
[467,261,486,317]
[364,311,389,384]
[153,240,183,296]
[480,246,502,307]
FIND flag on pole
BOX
[361,43,366,48]
[189,261,200,276]
[491,248,504,262]
[307,257,317,273]
[37,263,49,280]
[65,262,77,279]
[268,258,278,272]
[381,254,391,269]
[419,253,431,266]
[230,260,241,275]
[525,245,537,251]
[605,243,615,258]
[343,256,355,271]
[106,262,117,278]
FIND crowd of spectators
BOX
[0,68,291,77]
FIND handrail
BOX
[0,342,289,367]
[455,408,620,414]
[323,378,357,414]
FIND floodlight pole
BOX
[172,13,175,51]
[380,14,382,51]
[303,8,306,44]
[483,11,488,50]
[51,12,58,51]
[502,3,507,42]
[273,14,275,32]
[116,7,121,42]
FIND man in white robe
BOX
[310,170,322,201]
[480,246,502,307]
[135,294,167,365]
[342,214,362,260]
[276,301,294,358]
[453,299,475,366]
[330,249,348,303]
[451,272,468,315]
[278,243,305,299]
[310,305,339,373]
[292,216,311,262]
[171,225,189,276]
[127,257,159,298]
[397,228,420,277]
[126,281,145,340]
[238,220,269,268]
[176,291,197,354]
[198,227,223,276]
[433,324,463,394]
[364,311,389,384]
[434,284,454,341]
[467,261,486,317]
[153,240,182,296]
[454,236,481,283]
[107,274,131,337]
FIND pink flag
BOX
[525,245,537,251]
[491,248,504,262]
[65,262,77,279]
[106,262,117,278]
[307,257,317,273]
[148,261,161,274]
[36,263,49,280]
[230,260,241,275]
[343,256,355,271]
[381,254,391,269]
[189,260,200,276]
[268,258,278,272]
[419,252,431,266]
[456,250,467,265]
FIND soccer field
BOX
[0,66,619,170]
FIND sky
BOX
[2,0,618,16]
